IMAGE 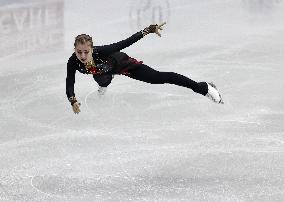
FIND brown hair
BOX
[74,34,93,47]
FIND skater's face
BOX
[75,42,93,64]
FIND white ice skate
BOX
[97,86,107,95]
[206,82,224,104]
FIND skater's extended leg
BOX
[127,64,208,95]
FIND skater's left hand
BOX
[142,22,166,37]
[154,22,166,37]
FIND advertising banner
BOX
[0,0,64,58]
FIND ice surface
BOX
[1,0,284,201]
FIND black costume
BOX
[66,31,208,100]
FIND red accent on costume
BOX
[128,57,143,64]
[89,67,98,74]
[121,57,143,75]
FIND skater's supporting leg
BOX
[127,64,208,95]
[93,74,113,87]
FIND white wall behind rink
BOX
[0,0,170,59]
[1,0,283,61]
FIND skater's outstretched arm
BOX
[95,31,143,57]
[96,22,166,57]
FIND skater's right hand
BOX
[72,102,81,114]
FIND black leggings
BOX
[127,64,208,96]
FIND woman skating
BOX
[66,22,223,114]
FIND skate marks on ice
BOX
[29,174,240,201]
[85,89,190,110]
[84,85,196,123]
[28,145,284,201]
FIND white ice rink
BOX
[1,0,284,201]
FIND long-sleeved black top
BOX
[66,31,144,99]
